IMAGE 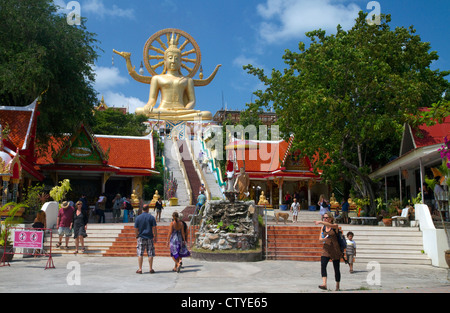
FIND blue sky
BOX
[55,0,450,116]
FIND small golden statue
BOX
[131,189,139,208]
[330,193,339,209]
[114,28,221,121]
[149,190,161,207]
[258,191,269,205]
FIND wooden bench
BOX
[350,216,378,225]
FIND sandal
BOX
[318,285,327,290]
[149,269,155,274]
[56,242,62,248]
[136,269,142,274]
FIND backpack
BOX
[334,228,347,253]
[323,226,347,252]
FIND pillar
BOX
[2,176,10,206]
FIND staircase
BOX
[265,211,432,265]
[178,140,201,205]
[164,139,189,206]
[103,225,197,257]
[266,226,322,261]
[191,139,224,199]
[43,224,124,256]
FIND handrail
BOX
[172,138,193,205]
[199,137,226,187]
[185,139,212,201]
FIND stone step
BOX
[265,224,431,265]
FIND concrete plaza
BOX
[0,254,448,293]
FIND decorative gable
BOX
[54,124,108,165]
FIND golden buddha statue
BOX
[131,189,139,208]
[258,191,269,205]
[113,28,221,121]
[330,193,339,209]
[149,190,161,207]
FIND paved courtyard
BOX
[0,254,448,294]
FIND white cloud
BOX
[93,65,146,113]
[53,0,134,19]
[94,66,128,91]
[232,55,261,70]
[83,0,134,19]
[256,0,361,43]
[102,91,146,114]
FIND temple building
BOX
[0,98,157,207]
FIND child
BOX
[290,198,300,223]
[346,232,356,273]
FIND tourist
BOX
[122,197,132,223]
[32,210,46,229]
[155,198,163,222]
[56,201,75,250]
[318,194,329,220]
[112,193,122,223]
[78,194,89,214]
[284,192,292,210]
[96,193,106,223]
[134,204,157,274]
[315,213,342,291]
[199,183,206,194]
[346,232,357,273]
[341,197,350,224]
[167,211,190,273]
[196,190,206,215]
[71,200,88,254]
[290,198,300,223]
[32,210,47,257]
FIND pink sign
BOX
[13,230,44,249]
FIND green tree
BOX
[91,109,148,136]
[245,12,449,214]
[0,0,100,143]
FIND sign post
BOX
[0,227,55,269]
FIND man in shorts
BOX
[134,204,157,274]
[56,201,75,249]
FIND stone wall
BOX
[195,200,260,251]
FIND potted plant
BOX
[382,198,401,226]
[165,176,178,206]
[0,202,28,262]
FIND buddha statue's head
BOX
[164,32,182,74]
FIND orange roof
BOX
[36,133,156,176]
[412,115,450,148]
[0,101,37,150]
[235,140,289,173]
[96,135,155,172]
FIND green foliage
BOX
[0,0,100,143]
[0,202,28,246]
[49,179,72,203]
[245,11,450,212]
[22,184,49,217]
[91,109,148,136]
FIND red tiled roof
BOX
[412,115,450,148]
[96,135,155,171]
[0,105,35,150]
[36,134,156,175]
